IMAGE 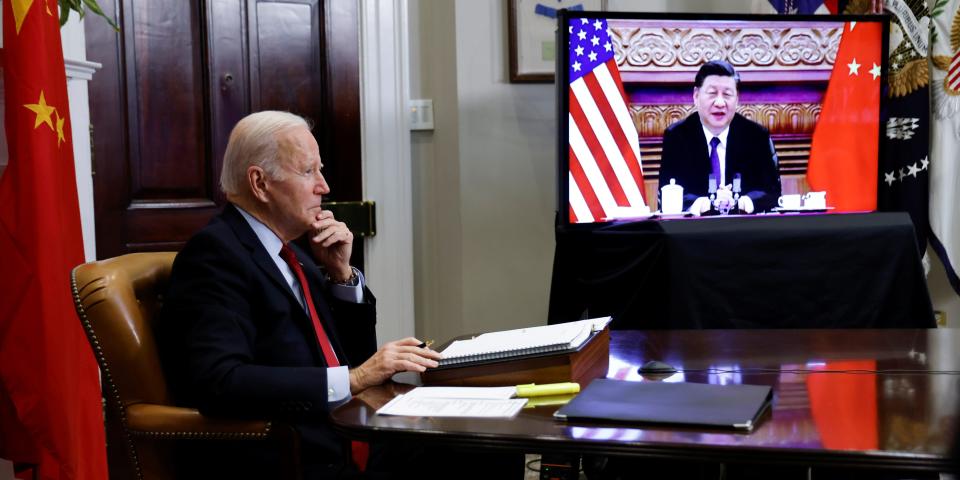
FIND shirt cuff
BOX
[328,267,365,303]
[326,366,351,405]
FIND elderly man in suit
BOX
[658,60,782,215]
[159,111,443,479]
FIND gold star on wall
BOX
[56,111,67,146]
[11,0,36,34]
[24,91,56,131]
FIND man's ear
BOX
[248,165,270,203]
[692,87,699,104]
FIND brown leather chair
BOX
[71,252,300,480]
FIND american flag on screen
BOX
[753,0,837,14]
[567,17,646,223]
[949,50,960,92]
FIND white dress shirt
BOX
[701,123,731,186]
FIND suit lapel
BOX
[689,113,712,180]
[221,205,300,306]
[222,205,338,364]
[725,115,744,180]
[221,203,351,365]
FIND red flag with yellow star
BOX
[806,21,884,212]
[0,0,108,478]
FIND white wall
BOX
[409,0,466,342]
[928,248,960,326]
[409,0,559,341]
[406,0,960,338]
[453,1,558,332]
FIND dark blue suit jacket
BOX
[657,112,782,213]
[159,203,377,473]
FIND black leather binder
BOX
[554,379,773,431]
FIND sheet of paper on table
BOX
[375,386,527,417]
[401,386,518,399]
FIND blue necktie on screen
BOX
[710,137,722,186]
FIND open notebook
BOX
[437,317,611,367]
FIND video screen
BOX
[559,12,888,225]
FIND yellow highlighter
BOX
[515,382,580,398]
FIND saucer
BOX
[772,206,834,213]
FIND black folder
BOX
[554,379,773,431]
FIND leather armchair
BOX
[71,252,300,480]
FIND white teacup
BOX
[660,178,684,215]
[803,191,826,209]
[778,194,802,210]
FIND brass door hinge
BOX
[324,201,376,237]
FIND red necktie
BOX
[279,244,340,366]
[278,245,368,471]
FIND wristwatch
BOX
[329,267,359,286]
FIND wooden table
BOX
[331,329,959,472]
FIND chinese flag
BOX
[806,360,878,450]
[0,1,108,479]
[806,21,883,212]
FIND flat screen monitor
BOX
[558,11,889,225]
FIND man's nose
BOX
[316,175,330,194]
[712,97,726,108]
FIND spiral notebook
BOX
[437,317,611,367]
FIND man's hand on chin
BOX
[309,209,354,280]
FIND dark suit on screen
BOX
[658,112,782,213]
[159,203,378,477]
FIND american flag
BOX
[753,0,838,14]
[949,50,960,92]
[930,0,960,296]
[567,17,646,223]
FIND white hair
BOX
[219,111,311,196]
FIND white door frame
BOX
[358,0,416,342]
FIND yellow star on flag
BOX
[56,111,67,146]
[11,0,36,35]
[24,91,56,131]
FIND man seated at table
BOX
[159,111,519,478]
[657,60,782,215]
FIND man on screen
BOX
[658,60,782,214]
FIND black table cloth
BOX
[548,212,935,329]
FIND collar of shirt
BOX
[235,205,306,308]
[701,123,730,152]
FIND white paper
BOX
[402,386,517,400]
[589,316,613,332]
[376,395,527,418]
[440,317,611,360]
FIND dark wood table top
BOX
[331,329,960,471]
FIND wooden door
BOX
[86,0,362,259]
